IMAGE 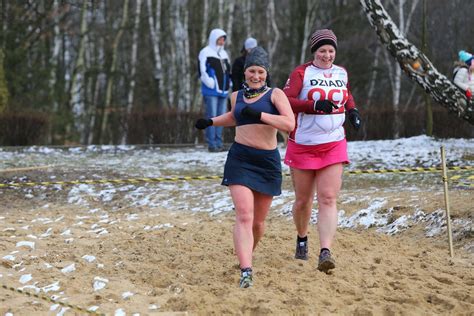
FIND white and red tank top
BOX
[283,62,356,145]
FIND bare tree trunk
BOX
[172,0,190,111]
[88,73,105,145]
[200,0,209,45]
[367,45,380,107]
[146,0,167,108]
[194,0,208,112]
[244,0,251,36]
[69,0,88,143]
[100,0,129,144]
[218,0,224,28]
[123,0,142,144]
[266,0,280,65]
[47,0,62,143]
[225,1,235,48]
[85,2,106,145]
[299,0,318,65]
[182,2,191,112]
[166,4,176,107]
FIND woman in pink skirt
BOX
[283,29,361,273]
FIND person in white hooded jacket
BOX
[453,50,474,99]
[198,28,232,152]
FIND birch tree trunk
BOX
[84,2,106,145]
[244,0,251,36]
[146,0,167,107]
[266,0,280,65]
[171,0,190,111]
[88,73,106,145]
[69,0,88,142]
[47,0,63,143]
[225,1,235,48]
[182,3,191,112]
[200,0,209,45]
[218,0,224,28]
[100,0,129,144]
[166,4,176,107]
[366,45,380,107]
[299,0,318,65]
[49,0,62,113]
[122,0,142,144]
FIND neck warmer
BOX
[242,82,268,98]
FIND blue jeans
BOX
[203,95,227,149]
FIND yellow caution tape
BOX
[1,283,104,315]
[0,166,472,189]
[0,175,222,188]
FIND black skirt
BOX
[221,142,282,196]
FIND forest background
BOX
[0,0,473,146]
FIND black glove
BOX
[314,100,337,113]
[195,118,213,130]
[241,106,262,120]
[348,108,361,131]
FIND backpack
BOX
[453,65,468,80]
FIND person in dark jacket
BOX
[231,37,258,92]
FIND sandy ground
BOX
[0,176,473,315]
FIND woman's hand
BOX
[195,118,213,129]
[241,106,262,120]
[347,108,361,131]
[314,100,338,113]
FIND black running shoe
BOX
[295,239,308,260]
[317,249,336,273]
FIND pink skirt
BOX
[284,138,349,170]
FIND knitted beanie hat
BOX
[459,50,473,66]
[310,29,337,53]
[244,46,269,71]
[244,37,258,50]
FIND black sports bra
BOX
[234,89,279,126]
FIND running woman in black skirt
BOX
[195,46,294,288]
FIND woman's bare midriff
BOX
[235,124,278,150]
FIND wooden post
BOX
[440,146,454,258]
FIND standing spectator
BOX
[231,37,258,92]
[283,29,361,273]
[453,50,474,99]
[198,28,232,152]
[194,47,295,288]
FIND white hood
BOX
[208,28,227,51]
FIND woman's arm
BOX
[258,88,295,132]
[283,67,314,113]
